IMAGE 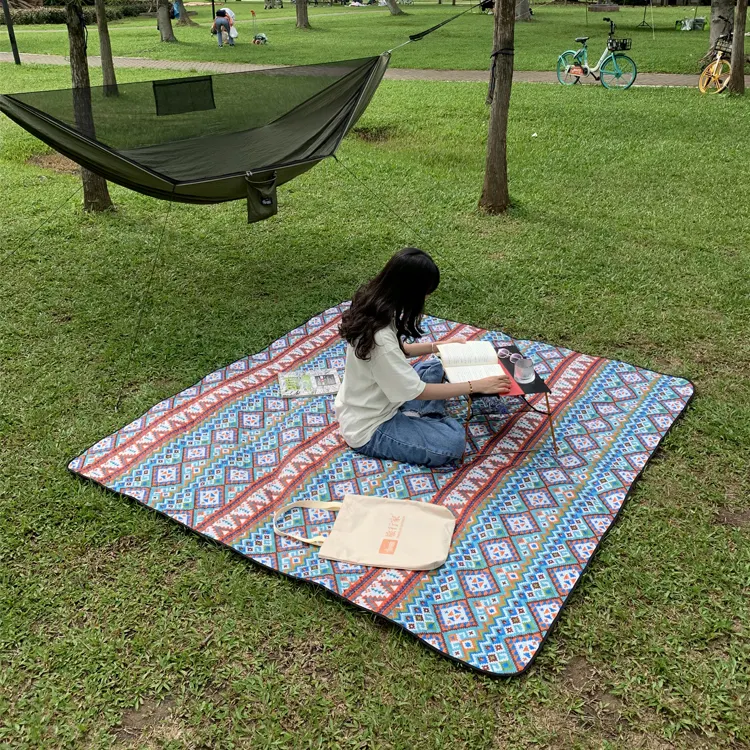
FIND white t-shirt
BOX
[335,324,425,449]
[220,7,235,20]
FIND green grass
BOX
[0,3,734,74]
[1,61,750,749]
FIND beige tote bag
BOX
[273,494,456,571]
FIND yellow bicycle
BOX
[699,22,733,93]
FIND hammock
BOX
[0,55,390,222]
[0,4,488,224]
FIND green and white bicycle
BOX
[557,18,637,90]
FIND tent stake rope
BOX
[0,183,83,269]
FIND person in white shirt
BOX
[334,247,510,467]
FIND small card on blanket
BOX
[278,367,341,397]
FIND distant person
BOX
[220,6,236,21]
[212,9,234,47]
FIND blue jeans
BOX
[216,19,233,46]
[356,359,465,468]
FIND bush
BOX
[1,6,120,23]
[1,0,150,23]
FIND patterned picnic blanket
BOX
[69,304,693,676]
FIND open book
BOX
[437,341,504,383]
[437,341,526,396]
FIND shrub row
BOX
[40,0,151,6]
[1,1,150,24]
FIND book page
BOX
[438,341,497,368]
[444,363,504,383]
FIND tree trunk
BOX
[156,0,177,42]
[94,0,118,96]
[727,0,747,94]
[479,0,514,215]
[65,0,113,212]
[385,0,404,16]
[709,0,735,51]
[174,0,197,26]
[516,0,531,21]
[296,0,310,29]
[1,0,21,65]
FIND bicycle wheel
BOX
[557,51,580,86]
[600,54,637,90]
[699,59,731,93]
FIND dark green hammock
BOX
[0,55,390,222]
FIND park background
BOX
[1,2,749,748]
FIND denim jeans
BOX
[216,19,233,46]
[355,359,466,468]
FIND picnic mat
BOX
[69,304,694,676]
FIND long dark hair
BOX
[339,247,440,360]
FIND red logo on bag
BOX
[379,538,398,555]
[379,514,404,554]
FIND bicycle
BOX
[557,18,637,90]
[699,16,733,93]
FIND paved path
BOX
[3,51,748,88]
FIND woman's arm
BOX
[415,374,511,400]
[403,341,439,358]
[403,336,466,358]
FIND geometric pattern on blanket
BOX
[68,304,694,676]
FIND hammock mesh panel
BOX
[0,54,390,221]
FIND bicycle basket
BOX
[715,38,733,54]
[607,38,632,52]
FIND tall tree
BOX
[727,0,747,94]
[516,0,531,21]
[709,0,735,52]
[174,0,197,26]
[65,0,113,212]
[296,0,310,29]
[156,0,177,42]
[479,0,514,215]
[94,0,118,96]
[385,0,404,17]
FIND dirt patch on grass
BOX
[113,698,181,747]
[351,125,397,143]
[562,655,596,691]
[581,688,625,731]
[27,153,79,175]
[714,509,750,528]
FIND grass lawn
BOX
[1,61,750,749]
[0,3,734,74]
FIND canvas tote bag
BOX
[273,494,456,570]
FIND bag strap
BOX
[272,500,343,546]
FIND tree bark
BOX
[156,0,177,42]
[296,0,310,29]
[385,0,404,16]
[65,0,113,212]
[727,0,747,94]
[2,0,21,65]
[94,0,118,96]
[479,0,514,215]
[709,0,735,51]
[516,0,531,21]
[174,0,197,26]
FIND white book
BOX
[437,341,504,383]
[278,368,341,398]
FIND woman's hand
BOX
[473,374,512,395]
